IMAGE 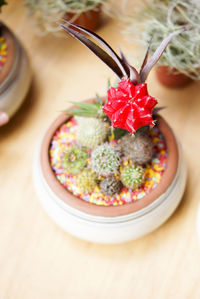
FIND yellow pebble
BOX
[154,164,164,171]
[97,200,104,206]
[144,180,154,189]
[145,169,155,177]
[154,173,161,182]
[89,198,94,204]
[153,137,158,143]
[94,186,100,192]
[116,194,120,200]
[1,44,6,51]
[108,132,114,141]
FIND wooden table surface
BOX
[1,1,200,298]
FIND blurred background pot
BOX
[155,66,193,88]
[0,22,32,126]
[33,104,187,244]
[24,0,106,35]
[65,5,101,31]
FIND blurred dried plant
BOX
[24,0,107,35]
[124,0,200,80]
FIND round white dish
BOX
[33,141,187,244]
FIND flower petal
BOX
[103,79,158,133]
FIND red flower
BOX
[102,78,158,134]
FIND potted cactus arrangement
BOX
[33,23,187,244]
[24,0,107,35]
[0,1,32,126]
[124,0,200,88]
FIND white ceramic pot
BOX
[33,113,187,244]
[0,23,32,125]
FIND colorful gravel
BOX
[49,117,168,206]
[0,36,7,69]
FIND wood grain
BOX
[1,1,200,298]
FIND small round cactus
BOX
[100,177,123,196]
[62,145,88,174]
[76,117,109,149]
[77,169,97,193]
[120,165,144,189]
[119,131,154,164]
[91,143,120,176]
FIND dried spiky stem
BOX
[60,21,188,84]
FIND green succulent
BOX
[76,117,109,149]
[77,169,97,193]
[62,145,88,174]
[91,143,120,176]
[66,98,104,118]
[120,165,144,189]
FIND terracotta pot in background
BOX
[65,6,101,31]
[156,65,193,88]
[0,25,15,85]
[33,101,187,244]
[0,22,32,126]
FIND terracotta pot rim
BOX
[0,22,20,92]
[157,65,191,72]
[64,4,101,32]
[40,99,179,217]
[155,65,193,88]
